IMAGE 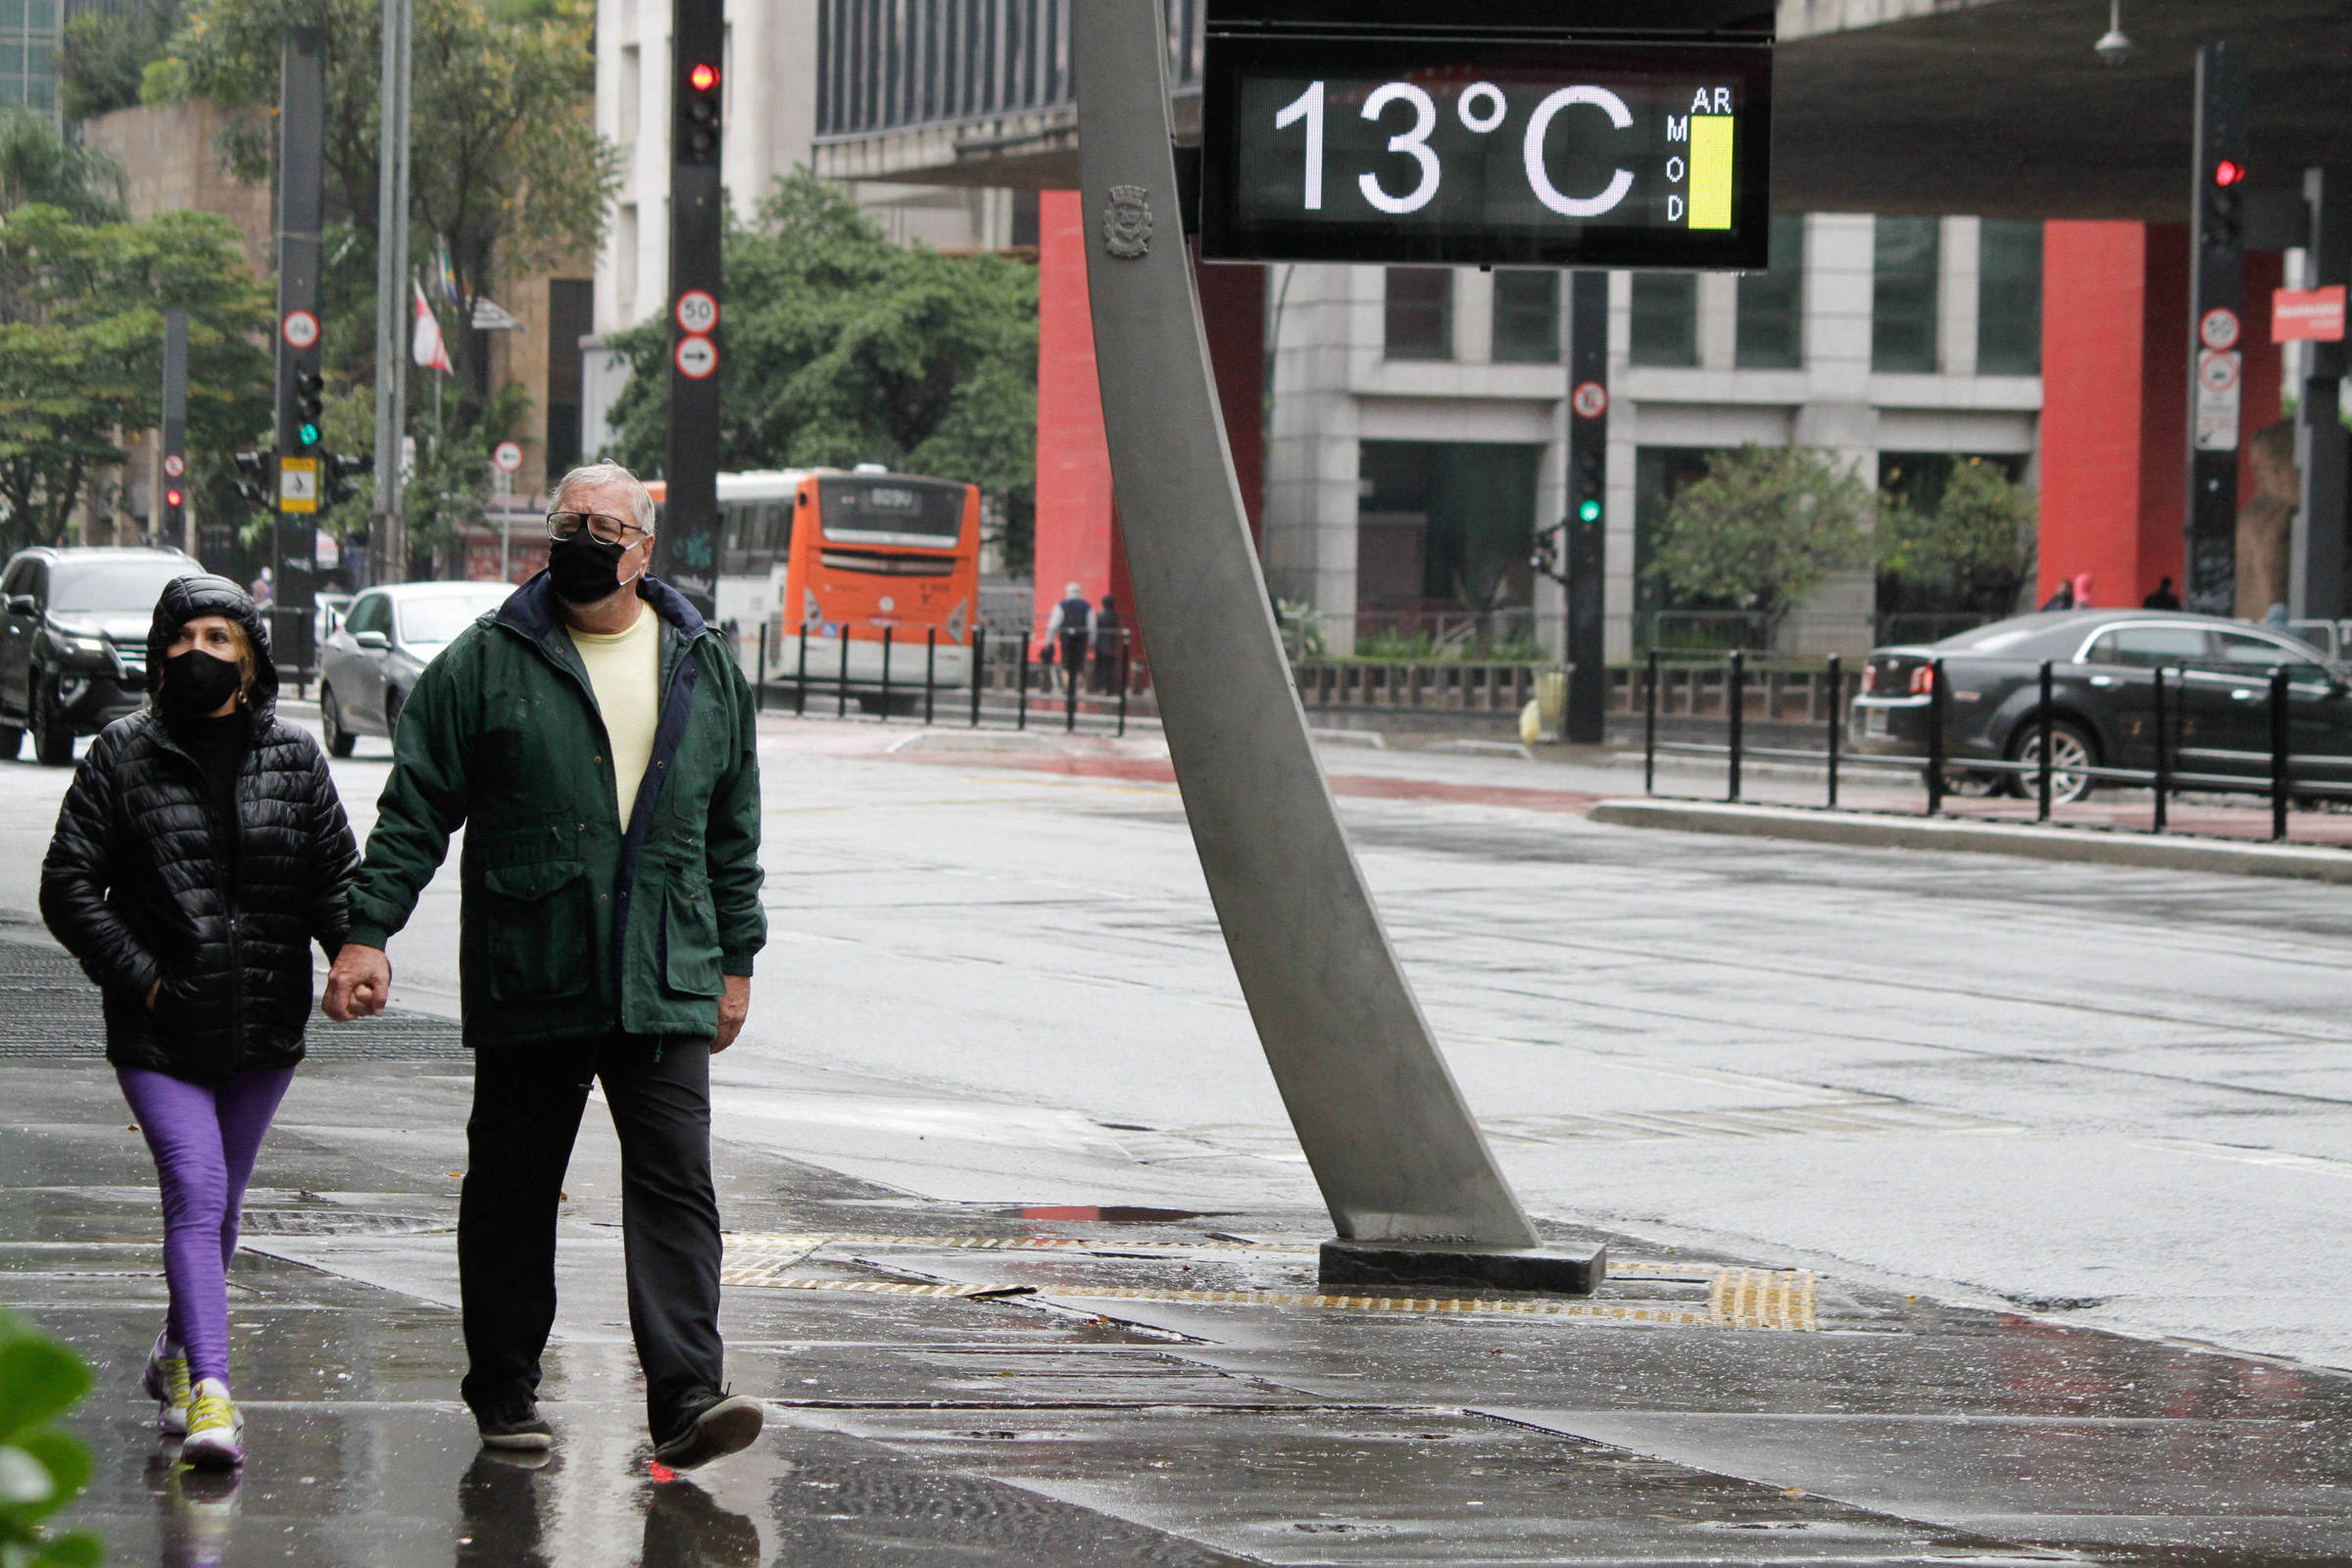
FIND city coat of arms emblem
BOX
[1102,185,1152,258]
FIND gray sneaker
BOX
[474,1396,553,1451]
[652,1395,763,1470]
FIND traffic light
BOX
[293,370,325,452]
[2202,155,2246,251]
[324,452,371,506]
[232,451,270,509]
[1572,445,1604,524]
[678,58,721,164]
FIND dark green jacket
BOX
[344,573,764,1046]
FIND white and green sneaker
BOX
[141,1333,192,1436]
[180,1378,244,1470]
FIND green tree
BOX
[605,172,1039,564]
[61,0,178,121]
[0,110,123,224]
[0,1309,104,1568]
[0,204,272,555]
[1646,443,1874,644]
[1877,457,2037,615]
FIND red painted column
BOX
[1033,191,1265,651]
[1034,190,1118,648]
[2039,220,2285,609]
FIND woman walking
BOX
[41,575,358,1469]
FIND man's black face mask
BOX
[550,530,634,605]
[159,648,243,716]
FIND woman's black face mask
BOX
[159,648,243,716]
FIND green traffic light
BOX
[298,422,322,448]
[1577,498,1602,522]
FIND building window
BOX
[1384,268,1452,360]
[618,45,640,144]
[615,204,639,319]
[1977,218,2043,376]
[1872,216,1939,373]
[1735,216,1804,368]
[1490,270,1558,364]
[1629,273,1697,367]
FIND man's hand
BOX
[323,944,392,1021]
[711,974,750,1054]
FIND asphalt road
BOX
[6,707,2348,1379]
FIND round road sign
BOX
[2197,348,2241,393]
[674,290,719,335]
[162,454,184,478]
[2199,307,2240,351]
[492,440,523,473]
[1571,380,1607,419]
[674,333,718,380]
[280,309,319,350]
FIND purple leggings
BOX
[117,1065,296,1389]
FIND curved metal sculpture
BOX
[1072,0,1542,1252]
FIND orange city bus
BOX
[645,466,982,689]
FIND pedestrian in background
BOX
[321,462,768,1470]
[1045,581,1093,689]
[1091,594,1124,695]
[40,575,359,1470]
[2142,577,2182,611]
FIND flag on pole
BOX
[412,280,452,374]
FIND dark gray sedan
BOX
[1847,610,2352,803]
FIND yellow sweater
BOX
[566,608,661,824]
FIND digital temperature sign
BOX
[1200,14,1773,270]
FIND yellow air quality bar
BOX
[1689,115,1734,229]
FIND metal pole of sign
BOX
[2037,662,2055,821]
[1926,659,1947,815]
[2270,665,2291,841]
[971,626,986,727]
[1725,650,1744,803]
[1825,654,1841,808]
[2152,665,2172,833]
[1116,630,1132,737]
[1074,0,1564,1283]
[1643,649,1657,795]
[368,0,411,585]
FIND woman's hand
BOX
[145,978,161,1011]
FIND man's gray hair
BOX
[552,463,658,535]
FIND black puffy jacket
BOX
[40,574,359,1081]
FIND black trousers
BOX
[457,1035,725,1444]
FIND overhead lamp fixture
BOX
[2094,0,2132,66]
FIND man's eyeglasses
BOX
[546,511,651,546]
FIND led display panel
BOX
[1200,18,1773,270]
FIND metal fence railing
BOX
[751,620,1139,736]
[1641,650,2352,846]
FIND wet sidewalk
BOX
[6,928,2350,1566]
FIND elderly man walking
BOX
[323,463,766,1468]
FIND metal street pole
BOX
[2291,167,2348,622]
[159,309,187,552]
[272,25,324,673]
[1072,0,1595,1292]
[1564,270,1607,744]
[662,0,725,618]
[369,0,412,587]
[2184,42,2247,613]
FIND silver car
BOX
[318,580,514,755]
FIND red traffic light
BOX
[164,488,184,509]
[688,62,718,91]
[2213,159,2245,186]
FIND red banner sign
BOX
[2272,285,2345,343]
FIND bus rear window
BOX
[818,480,964,546]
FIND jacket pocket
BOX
[482,859,593,1003]
[661,869,723,998]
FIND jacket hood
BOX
[146,572,277,711]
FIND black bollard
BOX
[924,627,937,726]
[1825,654,1841,808]
[1726,650,1744,803]
[971,626,986,728]
[1925,658,1946,815]
[2152,665,2170,833]
[796,624,809,717]
[2271,665,2291,841]
[879,626,893,723]
[2037,661,2054,821]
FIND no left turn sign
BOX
[280,309,319,350]
[1571,380,1607,419]
[674,290,718,335]
[674,334,718,380]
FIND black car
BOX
[0,547,202,764]
[1847,610,2351,804]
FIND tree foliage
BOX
[1877,457,2037,614]
[61,0,178,122]
[0,202,271,557]
[0,109,123,224]
[606,172,1039,553]
[1646,443,1874,635]
[0,1309,106,1568]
